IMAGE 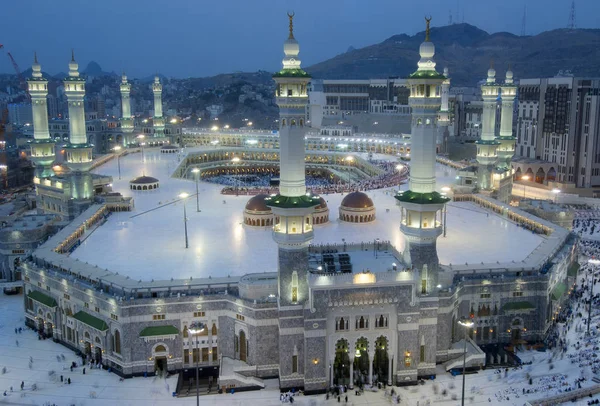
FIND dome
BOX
[130,176,159,184]
[419,41,435,59]
[121,72,128,83]
[341,191,374,209]
[68,50,79,78]
[315,197,328,210]
[284,38,300,57]
[245,194,271,212]
[487,67,496,83]
[506,69,513,80]
[443,67,449,77]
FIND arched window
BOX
[212,323,218,335]
[114,330,121,354]
[183,325,188,338]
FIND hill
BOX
[305,23,600,86]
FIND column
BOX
[349,356,354,389]
[368,351,374,385]
[329,359,334,387]
[388,354,393,386]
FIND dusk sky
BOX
[1,0,598,78]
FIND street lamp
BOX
[345,156,354,187]
[374,238,380,258]
[188,321,206,406]
[441,186,451,237]
[521,175,530,199]
[552,188,561,204]
[458,317,475,406]
[112,146,122,180]
[191,168,200,212]
[179,193,189,248]
[231,157,241,196]
[137,134,145,162]
[587,259,600,336]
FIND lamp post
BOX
[345,156,354,189]
[458,317,475,406]
[374,238,380,258]
[191,168,200,212]
[441,186,451,237]
[521,175,530,199]
[552,188,561,204]
[113,146,122,180]
[188,321,206,406]
[587,259,600,336]
[137,134,145,162]
[179,193,189,248]
[231,157,240,196]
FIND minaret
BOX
[396,17,449,294]
[497,67,517,167]
[265,12,320,390]
[437,67,451,153]
[120,72,134,145]
[63,50,93,199]
[152,76,165,138]
[476,61,501,189]
[27,53,55,178]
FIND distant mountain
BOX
[306,23,600,86]
[52,72,67,79]
[83,61,117,77]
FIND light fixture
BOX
[355,348,361,358]
[313,358,319,365]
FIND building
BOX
[18,14,575,396]
[513,77,600,194]
[7,103,33,126]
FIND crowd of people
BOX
[220,160,409,196]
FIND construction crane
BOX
[0,44,30,100]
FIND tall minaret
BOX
[437,67,451,153]
[396,17,449,293]
[120,72,134,145]
[265,12,320,391]
[497,67,517,167]
[476,62,501,189]
[27,53,55,178]
[63,51,93,199]
[152,76,165,138]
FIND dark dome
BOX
[130,176,159,184]
[341,191,374,209]
[245,194,271,212]
[315,197,328,210]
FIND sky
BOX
[1,0,598,79]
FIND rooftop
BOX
[61,147,545,283]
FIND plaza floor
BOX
[68,147,544,281]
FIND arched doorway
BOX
[535,168,545,184]
[239,330,247,362]
[547,167,557,182]
[154,344,168,375]
[334,338,350,386]
[373,336,389,384]
[514,167,522,181]
[353,337,369,386]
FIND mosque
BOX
[18,14,576,395]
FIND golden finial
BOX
[425,16,432,42]
[288,11,295,39]
[71,49,75,62]
[34,52,38,64]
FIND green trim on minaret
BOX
[408,70,446,79]
[395,190,450,205]
[265,194,320,209]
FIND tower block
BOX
[152,76,165,138]
[63,51,93,173]
[476,63,501,190]
[395,18,449,294]
[265,12,321,391]
[27,54,55,178]
[120,72,134,145]
[497,68,517,167]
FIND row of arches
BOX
[333,336,390,386]
[130,183,159,191]
[339,213,375,223]
[514,166,557,184]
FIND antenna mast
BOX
[568,0,576,30]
